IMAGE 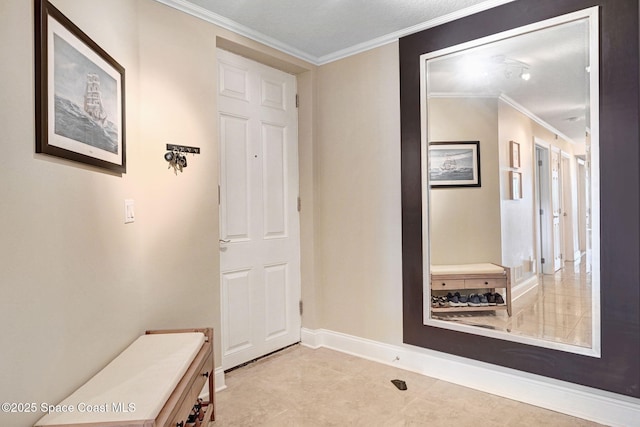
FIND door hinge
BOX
[297,196,301,212]
[541,258,546,264]
[295,94,299,108]
[299,300,303,316]
[538,160,543,167]
[540,209,543,215]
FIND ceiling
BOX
[428,17,591,144]
[155,0,515,64]
[155,0,592,144]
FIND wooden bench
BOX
[34,328,215,427]
[431,263,512,316]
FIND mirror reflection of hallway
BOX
[422,9,600,355]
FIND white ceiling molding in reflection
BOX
[426,93,577,144]
[500,94,576,144]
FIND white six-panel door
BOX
[217,49,300,370]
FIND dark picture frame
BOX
[34,0,126,173]
[429,141,480,188]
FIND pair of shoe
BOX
[432,295,448,307]
[468,293,489,307]
[483,292,505,305]
[446,292,467,307]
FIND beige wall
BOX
[315,43,403,344]
[0,1,314,425]
[498,99,537,278]
[428,97,502,264]
[498,99,581,279]
[297,68,321,329]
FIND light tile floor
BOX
[210,345,602,426]
[433,262,592,347]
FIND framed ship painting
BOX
[428,141,481,188]
[35,0,126,173]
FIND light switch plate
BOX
[124,199,135,223]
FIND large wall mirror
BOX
[420,9,600,356]
[400,0,640,397]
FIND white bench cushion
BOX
[35,332,205,426]
[431,263,505,275]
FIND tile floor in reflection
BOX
[433,262,593,347]
[211,344,601,426]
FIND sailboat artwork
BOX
[53,71,118,155]
[428,141,480,187]
[440,155,458,172]
[83,73,108,127]
[52,33,120,156]
[37,1,125,172]
[431,151,474,180]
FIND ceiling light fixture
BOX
[498,57,531,81]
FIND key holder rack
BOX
[164,144,200,174]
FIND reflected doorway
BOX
[535,143,552,275]
[577,158,587,261]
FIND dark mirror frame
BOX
[400,0,640,397]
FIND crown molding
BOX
[152,0,318,64]
[153,0,516,66]
[427,93,578,144]
[316,0,517,64]
[499,94,576,144]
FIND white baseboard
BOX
[301,328,640,427]
[300,328,322,349]
[511,274,539,301]
[574,250,583,262]
[199,367,227,400]
[215,367,227,392]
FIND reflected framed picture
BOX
[428,141,481,187]
[35,0,126,173]
[510,140,520,168]
[511,171,522,199]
